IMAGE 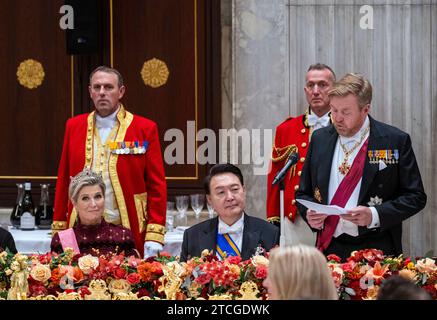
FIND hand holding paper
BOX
[296,199,348,215]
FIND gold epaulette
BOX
[267,216,280,223]
[271,144,298,162]
[144,223,165,244]
[51,220,67,236]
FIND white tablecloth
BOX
[9,226,185,257]
[9,227,52,255]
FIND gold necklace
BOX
[338,125,370,175]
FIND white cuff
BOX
[143,241,164,258]
[367,207,380,229]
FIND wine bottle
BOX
[19,181,36,230]
[10,183,24,228]
[36,183,53,229]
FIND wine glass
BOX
[175,195,189,227]
[190,193,204,222]
[206,201,215,218]
[166,201,175,232]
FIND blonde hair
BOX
[328,73,372,107]
[268,245,338,300]
[69,168,106,203]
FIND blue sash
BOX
[216,233,241,260]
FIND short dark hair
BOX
[307,63,336,81]
[204,163,244,195]
[89,66,124,87]
[376,276,431,300]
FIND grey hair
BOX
[69,168,106,203]
[89,66,124,87]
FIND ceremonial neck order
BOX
[338,123,370,175]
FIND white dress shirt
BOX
[328,116,380,237]
[217,214,245,254]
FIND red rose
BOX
[29,284,48,297]
[38,253,52,265]
[341,261,355,273]
[255,266,268,279]
[227,256,242,265]
[113,267,127,279]
[126,273,141,285]
[327,254,341,263]
[159,251,171,258]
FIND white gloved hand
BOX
[143,241,164,259]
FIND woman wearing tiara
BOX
[50,169,139,257]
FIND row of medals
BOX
[368,149,399,164]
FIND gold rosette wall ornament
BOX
[141,58,169,88]
[16,59,45,89]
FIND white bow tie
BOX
[307,113,330,128]
[218,221,243,235]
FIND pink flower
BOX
[195,273,212,285]
[159,251,171,258]
[127,256,142,268]
[362,249,384,263]
[255,266,268,279]
[341,261,356,273]
[226,256,242,265]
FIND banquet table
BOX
[8,225,185,257]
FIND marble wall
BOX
[222,0,290,217]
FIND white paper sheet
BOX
[296,199,348,215]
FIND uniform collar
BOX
[303,107,331,128]
[95,106,120,129]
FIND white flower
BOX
[367,196,383,206]
[251,255,269,267]
[30,264,51,283]
[78,255,99,274]
[416,258,437,274]
[108,279,131,294]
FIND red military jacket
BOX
[52,105,167,256]
[267,112,311,223]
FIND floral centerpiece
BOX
[178,248,269,300]
[327,248,437,300]
[1,247,436,300]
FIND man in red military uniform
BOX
[267,63,335,245]
[52,66,167,258]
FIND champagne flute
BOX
[206,202,215,218]
[166,201,175,232]
[190,193,204,222]
[175,195,189,227]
